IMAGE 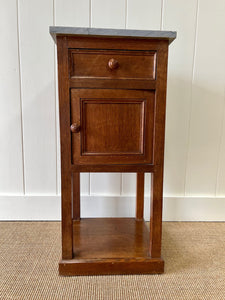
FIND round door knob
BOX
[70,122,81,133]
[108,58,119,70]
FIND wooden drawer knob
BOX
[108,58,119,70]
[70,122,81,133]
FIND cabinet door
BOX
[70,89,155,165]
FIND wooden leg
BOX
[149,168,163,258]
[73,172,80,220]
[61,172,73,259]
[136,172,144,220]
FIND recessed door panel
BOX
[70,89,155,165]
[82,100,144,154]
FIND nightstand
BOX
[50,26,176,275]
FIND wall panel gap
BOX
[160,0,164,30]
[16,0,25,194]
[125,0,128,29]
[120,173,123,195]
[89,173,91,196]
[89,0,92,27]
[184,0,199,196]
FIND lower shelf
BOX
[59,218,164,275]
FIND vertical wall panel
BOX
[126,0,162,30]
[185,0,225,195]
[91,0,126,28]
[55,0,89,26]
[90,0,126,196]
[55,0,90,195]
[163,0,198,196]
[0,0,24,193]
[18,0,56,193]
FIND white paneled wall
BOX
[1,0,225,220]
[185,0,225,196]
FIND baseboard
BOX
[0,195,224,221]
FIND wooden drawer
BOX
[69,49,156,81]
[70,89,155,165]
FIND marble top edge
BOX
[49,26,176,44]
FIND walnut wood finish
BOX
[57,36,73,260]
[69,77,156,90]
[136,173,145,220]
[70,89,155,165]
[73,218,149,259]
[71,163,155,173]
[59,218,164,275]
[55,31,171,275]
[59,257,164,276]
[149,43,168,258]
[72,173,80,221]
[69,49,156,80]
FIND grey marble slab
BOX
[49,26,176,44]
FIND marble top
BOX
[49,26,176,44]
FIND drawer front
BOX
[69,49,156,81]
[70,89,155,165]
